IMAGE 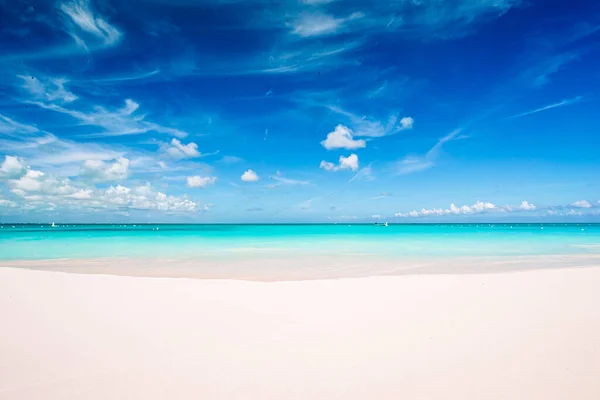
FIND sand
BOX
[1,266,600,399]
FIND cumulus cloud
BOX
[0,197,17,208]
[59,0,122,48]
[0,156,28,180]
[571,200,592,208]
[81,157,129,182]
[187,175,217,188]
[9,169,79,199]
[518,200,536,211]
[400,117,414,130]
[321,125,366,150]
[395,200,541,218]
[4,164,200,213]
[320,154,359,172]
[241,169,259,182]
[395,201,498,218]
[163,139,201,159]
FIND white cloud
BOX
[0,156,27,180]
[4,165,200,213]
[301,0,337,5]
[291,13,341,37]
[395,199,543,218]
[329,215,358,221]
[400,117,414,130]
[163,139,201,159]
[59,0,122,48]
[396,130,462,174]
[17,75,77,103]
[0,197,17,208]
[519,200,536,211]
[81,157,129,182]
[0,114,39,136]
[30,98,187,138]
[0,130,127,177]
[241,169,259,182]
[220,155,243,164]
[321,125,366,150]
[571,200,592,208]
[100,184,199,212]
[271,171,309,185]
[9,169,78,198]
[187,175,217,188]
[320,154,359,172]
[349,165,374,182]
[326,107,413,138]
[395,201,499,218]
[291,11,364,37]
[508,96,582,118]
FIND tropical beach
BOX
[2,0,600,398]
[1,224,600,399]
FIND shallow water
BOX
[1,223,599,261]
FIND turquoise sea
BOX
[1,223,600,261]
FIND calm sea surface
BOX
[1,223,599,261]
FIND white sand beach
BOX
[1,266,600,399]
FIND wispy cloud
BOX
[0,114,127,171]
[17,75,77,103]
[270,171,310,186]
[508,96,582,118]
[395,130,464,175]
[59,0,122,48]
[290,11,363,37]
[349,165,374,182]
[30,98,187,138]
[0,114,40,137]
[219,156,244,164]
[73,69,161,84]
[326,106,413,138]
[531,53,580,88]
[297,191,334,209]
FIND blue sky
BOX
[1,0,599,222]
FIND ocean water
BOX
[1,223,600,261]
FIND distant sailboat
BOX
[51,222,56,228]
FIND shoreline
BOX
[1,253,600,281]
